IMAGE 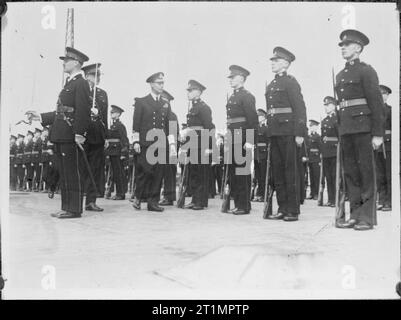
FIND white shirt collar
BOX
[150,91,161,101]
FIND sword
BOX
[76,142,98,195]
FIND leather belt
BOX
[188,126,204,130]
[385,130,391,134]
[10,155,15,158]
[31,151,39,154]
[107,139,121,143]
[227,117,246,124]
[323,137,338,142]
[257,142,267,147]
[310,148,319,152]
[57,105,74,113]
[339,98,367,108]
[17,153,23,156]
[24,152,31,154]
[267,107,292,115]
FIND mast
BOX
[61,8,74,87]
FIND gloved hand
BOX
[295,136,304,146]
[371,136,383,150]
[75,134,86,146]
[243,142,253,150]
[133,143,141,154]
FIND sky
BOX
[1,1,399,141]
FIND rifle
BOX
[105,162,112,196]
[263,142,273,218]
[177,160,189,208]
[39,162,44,191]
[332,68,346,223]
[317,154,324,206]
[221,164,231,213]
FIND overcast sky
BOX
[2,1,399,139]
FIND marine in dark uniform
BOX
[376,85,392,211]
[159,90,179,206]
[82,63,108,212]
[15,134,25,191]
[306,120,321,200]
[182,80,214,210]
[23,130,34,192]
[226,65,258,215]
[32,128,43,192]
[9,134,18,191]
[131,72,177,212]
[265,47,307,221]
[320,96,338,207]
[253,109,269,202]
[105,105,129,200]
[335,30,384,230]
[27,47,92,219]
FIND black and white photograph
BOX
[0,1,400,302]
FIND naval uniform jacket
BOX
[10,142,17,166]
[335,59,384,137]
[41,73,92,143]
[306,132,321,163]
[265,72,307,138]
[320,113,338,158]
[31,137,42,164]
[16,142,24,165]
[226,87,258,145]
[106,119,129,157]
[23,140,33,164]
[87,87,108,145]
[186,98,214,150]
[132,94,175,148]
[255,124,269,161]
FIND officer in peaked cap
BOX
[82,62,108,212]
[226,65,258,215]
[106,105,129,200]
[159,89,180,206]
[182,79,214,210]
[375,85,392,211]
[306,119,321,201]
[26,46,91,218]
[265,46,307,221]
[320,96,339,207]
[131,72,177,212]
[335,29,384,230]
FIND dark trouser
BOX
[41,161,49,189]
[214,164,223,194]
[33,162,42,190]
[341,133,377,225]
[134,146,164,204]
[190,163,209,207]
[208,165,216,197]
[105,163,113,195]
[375,150,391,206]
[230,144,252,212]
[110,155,126,197]
[17,164,25,189]
[270,136,300,215]
[10,164,17,190]
[323,156,336,204]
[26,163,34,190]
[163,164,177,201]
[254,158,267,198]
[84,143,105,205]
[55,143,85,215]
[308,162,320,197]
